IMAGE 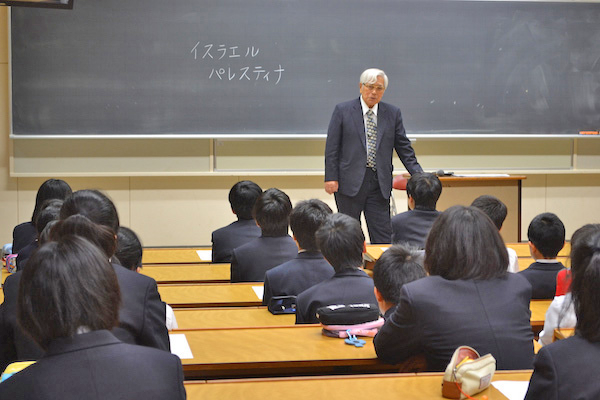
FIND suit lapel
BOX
[352,98,367,151]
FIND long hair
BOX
[31,179,72,222]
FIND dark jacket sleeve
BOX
[524,347,559,400]
[324,104,343,182]
[392,107,422,175]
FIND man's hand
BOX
[324,181,339,194]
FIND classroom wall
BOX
[1,10,600,247]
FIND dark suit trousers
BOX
[335,168,391,244]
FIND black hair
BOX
[406,173,442,210]
[289,199,333,251]
[252,188,292,237]
[116,227,143,271]
[60,189,120,234]
[315,213,364,272]
[31,179,72,222]
[470,195,507,230]
[229,180,263,220]
[372,244,426,304]
[17,236,120,350]
[425,205,508,280]
[50,214,117,259]
[34,199,63,236]
[527,212,565,258]
[569,225,600,342]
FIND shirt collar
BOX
[535,258,559,264]
[360,96,378,116]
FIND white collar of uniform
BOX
[535,258,559,264]
[360,96,379,117]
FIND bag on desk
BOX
[267,296,297,314]
[442,346,496,399]
[316,303,383,338]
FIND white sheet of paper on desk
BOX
[252,285,264,300]
[491,381,529,400]
[196,250,212,261]
[381,247,389,252]
[169,334,194,359]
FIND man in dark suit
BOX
[211,180,262,263]
[230,188,298,282]
[324,68,423,244]
[296,213,377,324]
[262,199,335,306]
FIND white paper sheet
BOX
[196,250,212,261]
[381,247,389,252]
[252,285,264,300]
[491,380,529,400]
[169,333,194,359]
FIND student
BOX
[262,199,335,306]
[116,226,178,330]
[0,236,186,400]
[374,206,534,371]
[525,226,600,399]
[12,178,72,254]
[295,213,378,324]
[372,244,426,319]
[471,195,519,273]
[519,212,567,299]
[391,172,441,248]
[211,180,263,263]
[230,188,298,283]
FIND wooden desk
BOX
[174,307,295,329]
[510,242,570,258]
[178,325,424,379]
[530,300,551,333]
[141,264,230,284]
[158,283,263,308]
[142,247,212,264]
[184,370,532,399]
[553,328,575,341]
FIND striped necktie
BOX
[366,110,377,170]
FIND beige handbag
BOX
[441,346,496,399]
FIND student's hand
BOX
[324,181,339,194]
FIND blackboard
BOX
[11,0,600,137]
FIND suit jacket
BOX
[391,208,440,248]
[15,240,37,272]
[373,274,534,371]
[295,268,377,324]
[0,263,170,371]
[230,235,298,283]
[518,261,566,299]
[324,98,422,199]
[525,334,600,400]
[11,221,36,255]
[262,251,335,306]
[0,330,185,400]
[211,218,261,263]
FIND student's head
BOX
[470,195,507,230]
[116,227,143,271]
[289,199,333,251]
[315,213,365,272]
[31,179,72,222]
[569,224,600,342]
[252,188,292,237]
[34,199,63,236]
[229,180,263,220]
[373,244,426,306]
[425,205,508,280]
[406,173,442,210]
[60,189,120,234]
[17,235,120,350]
[527,212,565,258]
[50,214,117,259]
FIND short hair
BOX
[50,214,117,259]
[289,199,333,251]
[116,227,143,271]
[569,224,600,342]
[60,189,120,234]
[527,212,565,258]
[31,179,72,222]
[406,173,442,210]
[229,181,263,220]
[425,205,508,280]
[252,188,292,237]
[315,213,365,272]
[372,244,426,305]
[471,195,507,230]
[17,236,120,350]
[360,68,389,89]
[34,199,63,235]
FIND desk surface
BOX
[142,247,212,264]
[174,307,295,329]
[184,370,532,399]
[141,263,230,284]
[158,283,263,308]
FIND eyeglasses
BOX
[362,83,385,92]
